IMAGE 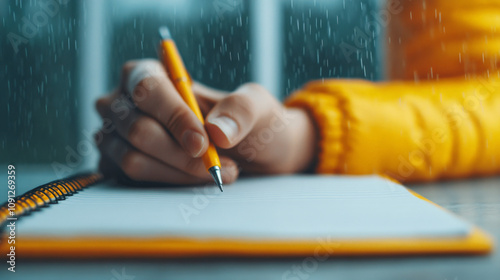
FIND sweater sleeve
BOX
[285,77,500,182]
[284,0,500,182]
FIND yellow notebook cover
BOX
[0,173,493,258]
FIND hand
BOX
[95,59,317,185]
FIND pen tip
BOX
[158,26,172,40]
[208,166,224,193]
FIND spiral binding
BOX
[0,172,103,227]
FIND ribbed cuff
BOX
[285,87,348,174]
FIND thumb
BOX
[205,83,270,149]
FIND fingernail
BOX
[127,62,164,95]
[208,116,239,141]
[182,130,205,157]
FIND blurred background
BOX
[1,0,382,175]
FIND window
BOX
[3,0,380,170]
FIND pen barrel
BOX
[160,40,221,171]
[203,144,221,171]
[175,81,205,122]
[160,41,204,121]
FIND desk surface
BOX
[1,167,499,280]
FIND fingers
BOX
[126,60,209,158]
[96,93,209,177]
[95,59,249,185]
[205,83,276,149]
[96,130,240,185]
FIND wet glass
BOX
[2,0,380,165]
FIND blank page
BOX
[17,175,471,240]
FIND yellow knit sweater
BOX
[285,0,500,182]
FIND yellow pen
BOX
[158,26,223,192]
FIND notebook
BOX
[0,173,493,258]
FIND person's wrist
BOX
[285,107,318,173]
